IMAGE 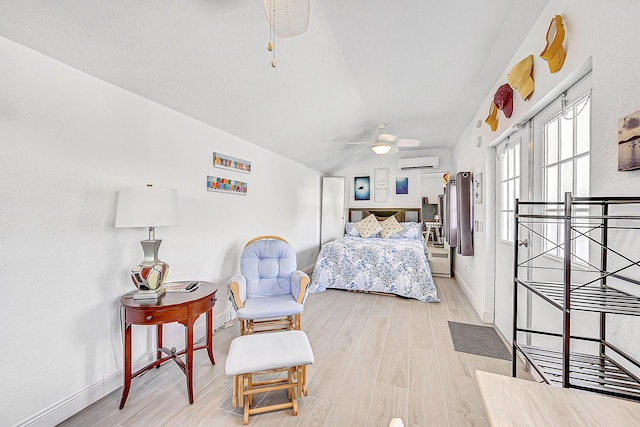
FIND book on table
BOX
[133,286,167,300]
[164,281,201,293]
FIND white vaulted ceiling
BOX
[0,0,548,174]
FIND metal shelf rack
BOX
[512,193,640,400]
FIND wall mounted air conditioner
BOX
[397,156,439,171]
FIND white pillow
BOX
[344,222,361,237]
[380,216,403,238]
[398,222,423,239]
[355,214,383,238]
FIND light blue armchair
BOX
[229,236,310,335]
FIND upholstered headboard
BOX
[348,208,421,223]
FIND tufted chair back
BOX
[241,237,297,298]
[228,235,310,334]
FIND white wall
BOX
[451,0,640,322]
[0,36,322,426]
[333,148,453,213]
[421,173,445,206]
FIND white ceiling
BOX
[0,0,549,174]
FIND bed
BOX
[310,208,439,302]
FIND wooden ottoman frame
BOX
[225,330,314,425]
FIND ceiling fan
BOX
[347,123,420,155]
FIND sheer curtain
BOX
[444,178,458,247]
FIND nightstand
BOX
[119,282,218,409]
[428,242,452,277]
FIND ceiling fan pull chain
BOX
[270,0,277,67]
[267,0,273,51]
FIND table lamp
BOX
[115,185,180,299]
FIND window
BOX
[543,93,591,259]
[499,139,521,242]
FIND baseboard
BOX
[481,311,494,323]
[453,271,494,324]
[301,263,315,276]
[13,311,232,427]
[493,322,512,350]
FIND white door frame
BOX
[493,123,535,341]
[320,176,345,246]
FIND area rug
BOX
[447,321,512,360]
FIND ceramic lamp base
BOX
[131,239,170,291]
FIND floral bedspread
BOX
[310,236,439,302]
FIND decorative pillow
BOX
[345,222,361,237]
[355,214,383,238]
[380,216,404,238]
[397,222,423,239]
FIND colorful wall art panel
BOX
[207,175,248,195]
[213,152,252,173]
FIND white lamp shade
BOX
[371,144,392,155]
[115,186,180,228]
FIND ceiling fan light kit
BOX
[348,123,421,156]
[371,143,392,155]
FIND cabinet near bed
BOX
[428,243,452,278]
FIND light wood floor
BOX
[59,277,532,427]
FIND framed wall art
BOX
[395,177,408,195]
[618,110,640,171]
[207,175,248,195]
[374,168,389,189]
[374,168,389,202]
[354,176,370,200]
[474,173,483,204]
[213,152,252,173]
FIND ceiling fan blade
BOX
[347,141,373,145]
[396,138,420,147]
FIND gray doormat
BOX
[447,321,512,360]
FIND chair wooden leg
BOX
[234,365,308,423]
[303,365,308,396]
[240,319,256,336]
[291,368,299,415]
[295,365,307,397]
[288,314,302,331]
[247,320,254,335]
[232,375,238,408]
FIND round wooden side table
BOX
[119,282,218,409]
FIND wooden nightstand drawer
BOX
[192,296,217,314]
[126,306,187,325]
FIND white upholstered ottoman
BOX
[225,330,314,424]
